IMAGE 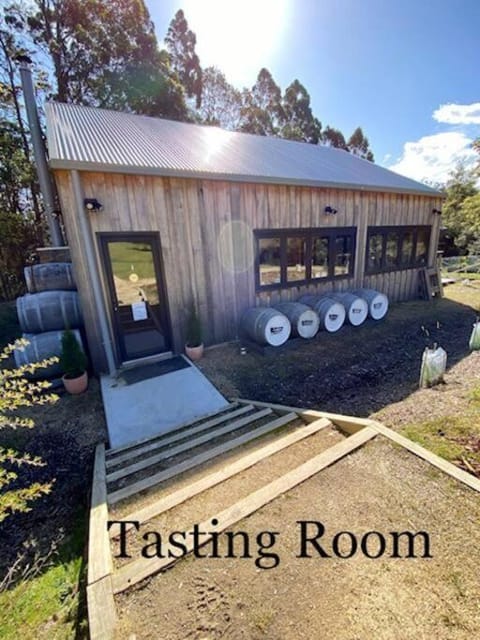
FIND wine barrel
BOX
[16,291,83,333]
[329,292,368,326]
[13,329,83,378]
[298,295,345,333]
[273,302,319,339]
[353,288,389,320]
[241,307,291,346]
[24,262,76,293]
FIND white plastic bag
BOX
[419,345,447,388]
[469,321,480,351]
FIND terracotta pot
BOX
[185,343,204,361]
[62,371,88,394]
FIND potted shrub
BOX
[60,329,88,394]
[185,304,204,361]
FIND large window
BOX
[366,226,431,274]
[255,227,356,290]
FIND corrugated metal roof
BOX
[45,102,441,197]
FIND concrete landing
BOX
[100,359,229,449]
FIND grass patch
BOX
[443,282,480,312]
[400,385,480,472]
[0,511,88,640]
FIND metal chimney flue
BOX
[18,56,64,247]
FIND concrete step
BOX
[105,404,254,470]
[105,402,241,460]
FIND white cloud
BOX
[388,131,477,185]
[387,101,480,185]
[433,103,480,125]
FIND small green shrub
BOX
[59,331,87,379]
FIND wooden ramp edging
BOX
[235,398,370,434]
[236,398,480,494]
[368,421,480,493]
[112,427,378,593]
[87,398,480,634]
[87,443,116,640]
[108,416,332,539]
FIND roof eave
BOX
[49,159,443,198]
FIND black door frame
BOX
[97,232,172,363]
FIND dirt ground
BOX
[2,285,480,637]
[114,438,480,640]
[197,288,479,418]
[112,286,480,640]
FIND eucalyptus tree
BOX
[165,9,202,109]
[240,68,284,136]
[280,79,321,144]
[347,126,374,161]
[197,66,241,130]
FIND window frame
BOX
[255,227,357,292]
[365,225,431,275]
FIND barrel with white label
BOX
[298,295,346,333]
[13,329,84,378]
[241,307,291,346]
[329,292,368,326]
[353,288,389,320]
[16,290,83,333]
[273,302,320,339]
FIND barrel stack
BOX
[14,258,86,377]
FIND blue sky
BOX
[145,0,480,185]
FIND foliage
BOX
[0,11,46,296]
[0,209,37,301]
[197,66,241,129]
[347,126,374,161]
[322,125,348,150]
[4,0,187,120]
[280,79,321,144]
[442,164,479,254]
[186,304,202,347]
[0,302,21,349]
[0,339,58,522]
[59,330,87,379]
[240,67,284,136]
[165,9,202,109]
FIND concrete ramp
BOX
[100,358,229,449]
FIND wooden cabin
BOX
[45,103,443,373]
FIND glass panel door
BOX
[100,235,171,361]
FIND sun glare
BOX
[181,0,290,88]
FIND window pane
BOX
[401,231,414,265]
[259,237,281,286]
[367,233,383,271]
[334,235,353,276]
[286,237,306,282]
[385,232,399,268]
[312,237,329,278]
[415,229,430,266]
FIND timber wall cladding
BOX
[54,170,441,371]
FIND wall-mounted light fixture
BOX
[324,206,337,215]
[432,208,442,215]
[84,198,103,211]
